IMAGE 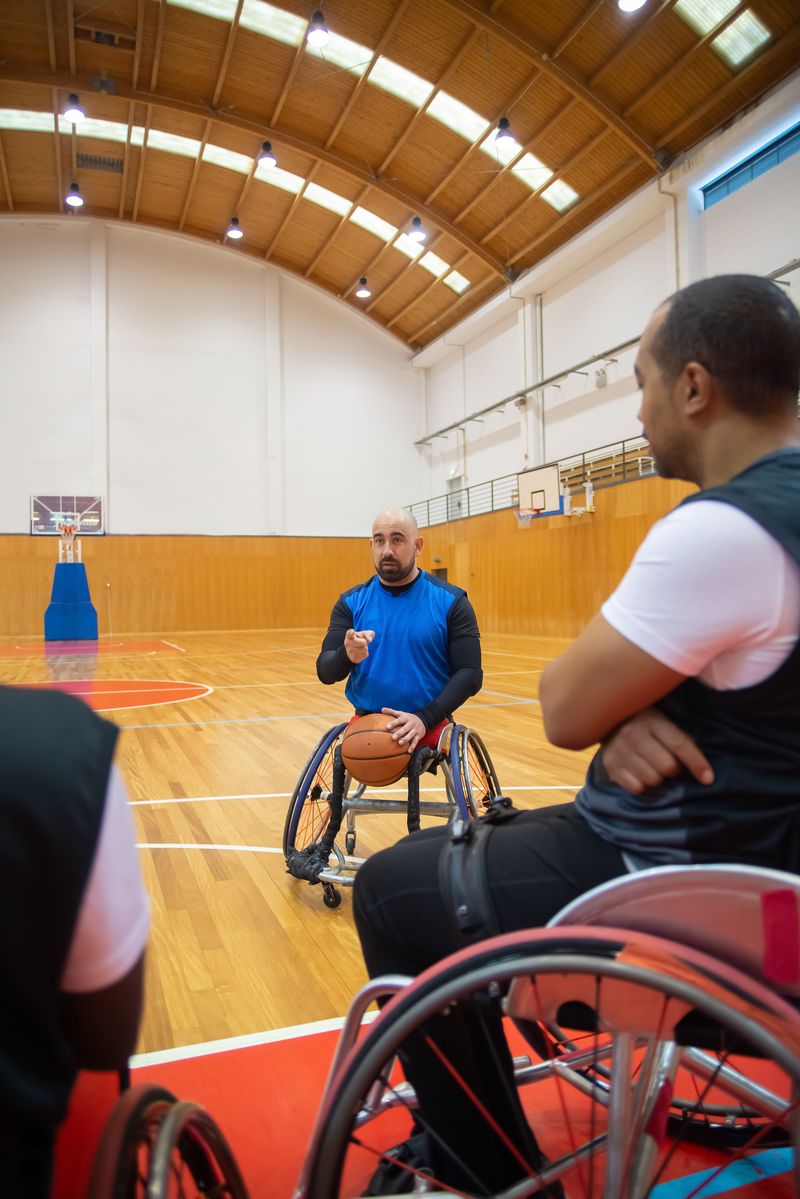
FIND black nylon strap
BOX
[439,797,519,944]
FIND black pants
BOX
[353,804,627,1193]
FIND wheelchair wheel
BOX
[301,926,800,1199]
[87,1084,176,1199]
[146,1101,249,1198]
[451,727,501,818]
[283,724,347,858]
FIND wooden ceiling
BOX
[1,0,798,348]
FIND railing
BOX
[407,436,654,528]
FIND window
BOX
[702,123,800,209]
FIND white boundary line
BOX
[129,784,580,807]
[137,842,283,854]
[131,1010,379,1068]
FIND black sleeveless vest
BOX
[576,448,800,868]
[0,686,117,1191]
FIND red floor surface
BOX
[18,677,210,711]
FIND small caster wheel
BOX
[345,831,356,855]
[323,884,342,909]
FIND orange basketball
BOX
[341,713,411,786]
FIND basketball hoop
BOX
[57,520,82,564]
[514,507,543,529]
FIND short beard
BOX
[376,558,416,584]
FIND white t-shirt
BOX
[60,764,150,994]
[601,500,800,690]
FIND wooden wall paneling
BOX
[0,477,692,639]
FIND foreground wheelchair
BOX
[296,864,800,1197]
[88,1083,249,1198]
[284,721,500,908]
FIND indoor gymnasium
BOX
[1,0,799,1195]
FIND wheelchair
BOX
[284,720,501,909]
[295,864,800,1197]
[88,1083,249,1198]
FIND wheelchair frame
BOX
[283,721,501,908]
[295,866,800,1198]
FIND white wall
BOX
[0,218,422,536]
[414,72,800,499]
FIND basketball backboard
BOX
[31,495,104,535]
[515,465,562,517]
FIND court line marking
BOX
[650,1148,793,1197]
[119,699,536,730]
[129,785,581,807]
[131,1010,379,1068]
[161,640,186,652]
[137,842,283,854]
[25,681,213,700]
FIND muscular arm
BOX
[416,594,483,729]
[316,597,356,684]
[539,613,686,750]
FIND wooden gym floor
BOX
[0,627,594,1056]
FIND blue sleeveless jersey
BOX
[344,573,463,714]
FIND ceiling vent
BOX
[77,153,124,173]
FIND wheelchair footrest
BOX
[286,845,330,883]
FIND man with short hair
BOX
[0,685,150,1197]
[317,506,482,753]
[351,276,800,1195]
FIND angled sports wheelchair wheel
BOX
[87,1084,177,1199]
[301,926,800,1199]
[283,723,348,858]
[450,726,501,818]
[147,1101,249,1198]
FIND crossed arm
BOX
[540,613,713,793]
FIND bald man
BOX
[316,507,482,751]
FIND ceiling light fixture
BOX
[226,216,244,240]
[408,216,426,243]
[495,117,515,144]
[355,277,371,299]
[617,0,647,10]
[258,140,277,167]
[306,10,329,48]
[65,181,84,208]
[63,93,86,123]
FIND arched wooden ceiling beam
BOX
[623,1,747,118]
[0,134,12,210]
[324,0,412,151]
[437,0,662,169]
[658,24,800,145]
[0,68,509,279]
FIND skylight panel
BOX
[306,32,372,75]
[168,0,238,22]
[68,118,132,143]
[203,144,252,173]
[712,10,770,66]
[443,270,470,294]
[541,179,579,212]
[511,153,553,191]
[256,163,303,192]
[147,130,201,158]
[240,0,304,45]
[0,109,54,133]
[304,182,353,216]
[369,57,434,107]
[674,0,738,36]
[419,251,449,277]
[394,233,425,259]
[479,130,523,168]
[427,93,489,143]
[349,206,397,241]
